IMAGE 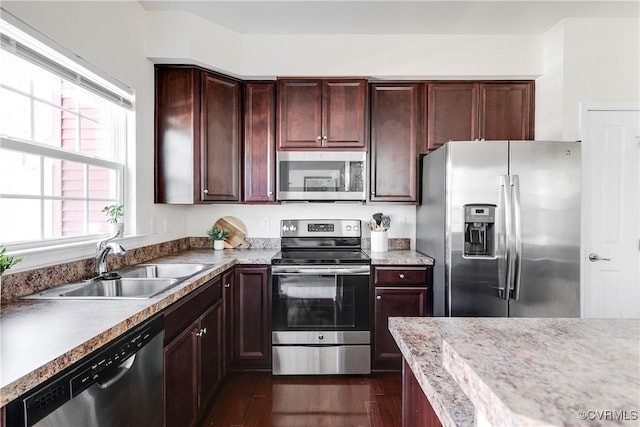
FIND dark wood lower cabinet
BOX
[373,287,430,370]
[232,266,271,370]
[163,277,223,427]
[402,359,443,427]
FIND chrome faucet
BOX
[95,230,127,277]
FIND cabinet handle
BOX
[376,295,382,300]
[203,189,209,194]
[224,283,231,288]
[399,273,405,279]
[196,328,207,337]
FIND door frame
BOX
[579,101,640,317]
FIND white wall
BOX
[145,11,543,79]
[536,18,640,141]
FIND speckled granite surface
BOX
[440,318,640,427]
[388,317,475,427]
[390,317,640,427]
[0,248,277,407]
[366,249,434,265]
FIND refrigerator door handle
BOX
[510,175,523,300]
[499,175,512,300]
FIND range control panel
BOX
[281,219,361,238]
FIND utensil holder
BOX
[371,231,388,252]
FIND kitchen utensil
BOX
[214,216,251,248]
[372,213,383,227]
[381,215,391,231]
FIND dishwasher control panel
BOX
[70,326,154,396]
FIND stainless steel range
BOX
[271,219,371,375]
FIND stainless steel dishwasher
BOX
[6,314,164,427]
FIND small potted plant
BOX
[0,245,23,286]
[207,226,230,251]
[102,204,124,236]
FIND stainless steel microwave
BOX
[276,151,366,201]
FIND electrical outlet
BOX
[261,216,270,230]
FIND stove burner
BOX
[272,249,370,265]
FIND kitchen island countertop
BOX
[389,317,640,427]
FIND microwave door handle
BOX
[344,160,351,192]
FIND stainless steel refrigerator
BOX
[417,141,581,317]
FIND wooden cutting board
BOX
[213,216,251,249]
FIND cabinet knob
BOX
[322,136,328,140]
[399,273,405,279]
[203,189,209,194]
[268,191,273,196]
[376,295,382,300]
[225,283,230,288]
[196,328,207,337]
[316,136,322,140]
[371,191,376,196]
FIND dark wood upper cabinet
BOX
[277,78,367,150]
[244,82,276,203]
[200,72,242,202]
[426,83,479,152]
[370,83,421,203]
[479,82,534,141]
[154,65,241,204]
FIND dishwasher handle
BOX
[96,353,136,389]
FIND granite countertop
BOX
[0,248,277,407]
[366,249,434,265]
[0,247,430,407]
[389,317,640,427]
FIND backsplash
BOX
[0,237,409,303]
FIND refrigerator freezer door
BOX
[449,141,509,316]
[508,141,581,317]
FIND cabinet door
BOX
[232,266,271,369]
[164,320,199,427]
[402,359,442,427]
[154,66,200,204]
[324,79,367,149]
[426,83,478,152]
[479,82,534,140]
[244,82,276,203]
[374,287,429,369]
[277,80,323,149]
[370,83,420,202]
[198,301,223,413]
[200,71,241,202]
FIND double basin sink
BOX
[24,263,212,300]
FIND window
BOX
[0,18,133,246]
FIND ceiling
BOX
[138,0,639,35]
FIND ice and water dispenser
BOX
[463,204,495,257]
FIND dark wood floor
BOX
[200,372,402,427]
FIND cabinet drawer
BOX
[373,266,429,286]
[165,276,222,343]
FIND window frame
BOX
[0,10,136,264]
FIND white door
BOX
[582,106,640,318]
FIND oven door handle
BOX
[271,266,370,276]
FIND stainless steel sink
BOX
[23,263,212,300]
[117,263,209,279]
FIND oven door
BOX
[271,265,370,332]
